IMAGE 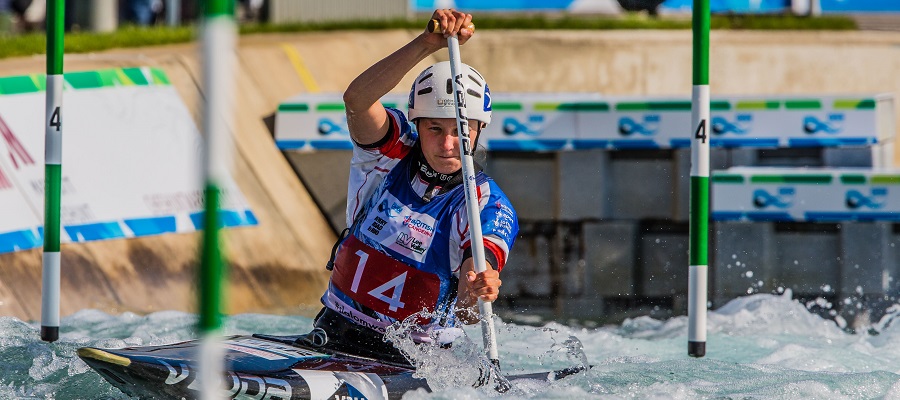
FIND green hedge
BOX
[0,14,857,61]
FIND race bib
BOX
[331,235,441,321]
[359,192,437,263]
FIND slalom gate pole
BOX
[429,19,502,369]
[199,0,236,398]
[41,0,64,344]
[688,0,711,358]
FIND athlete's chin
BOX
[435,162,460,174]
[432,158,460,174]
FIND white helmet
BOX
[407,61,492,125]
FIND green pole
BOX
[688,0,710,358]
[198,0,235,398]
[40,0,64,344]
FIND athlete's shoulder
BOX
[478,177,518,249]
[354,107,418,160]
[476,174,514,206]
[386,107,416,139]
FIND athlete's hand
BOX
[466,269,501,303]
[423,9,475,49]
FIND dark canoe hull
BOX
[78,334,586,400]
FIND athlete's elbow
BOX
[343,85,374,113]
[342,89,362,111]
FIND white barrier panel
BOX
[0,67,256,254]
[274,93,407,151]
[274,93,893,155]
[0,158,41,253]
[481,93,605,151]
[712,167,900,222]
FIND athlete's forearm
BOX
[344,34,440,112]
[343,34,441,145]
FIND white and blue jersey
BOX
[323,108,518,336]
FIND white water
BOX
[4,291,900,399]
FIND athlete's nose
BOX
[442,132,458,153]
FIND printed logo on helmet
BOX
[436,98,455,108]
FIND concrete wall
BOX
[0,29,898,321]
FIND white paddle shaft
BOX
[432,19,500,366]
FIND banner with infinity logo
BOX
[712,167,900,222]
[275,93,892,154]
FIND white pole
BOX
[688,0,710,358]
[88,0,117,32]
[40,0,65,344]
[198,1,236,399]
[167,0,181,26]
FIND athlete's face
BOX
[417,118,482,175]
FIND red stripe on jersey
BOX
[483,240,506,272]
[460,240,504,271]
[379,111,412,160]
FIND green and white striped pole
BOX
[41,0,64,344]
[688,0,710,358]
[198,0,236,398]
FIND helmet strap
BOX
[471,122,484,153]
[410,141,463,202]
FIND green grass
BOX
[0,14,857,61]
[0,25,196,60]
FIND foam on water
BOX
[4,292,900,399]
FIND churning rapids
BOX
[3,291,900,399]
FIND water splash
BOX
[6,294,900,399]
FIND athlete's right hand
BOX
[465,269,502,303]
[423,9,475,48]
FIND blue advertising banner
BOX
[413,0,900,13]
[660,0,788,13]
[661,0,900,13]
[413,0,621,12]
[415,0,574,10]
[819,0,900,12]
[274,93,893,155]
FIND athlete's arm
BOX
[455,258,501,325]
[343,9,474,146]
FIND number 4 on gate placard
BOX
[694,119,707,144]
[49,107,61,131]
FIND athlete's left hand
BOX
[466,269,502,302]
